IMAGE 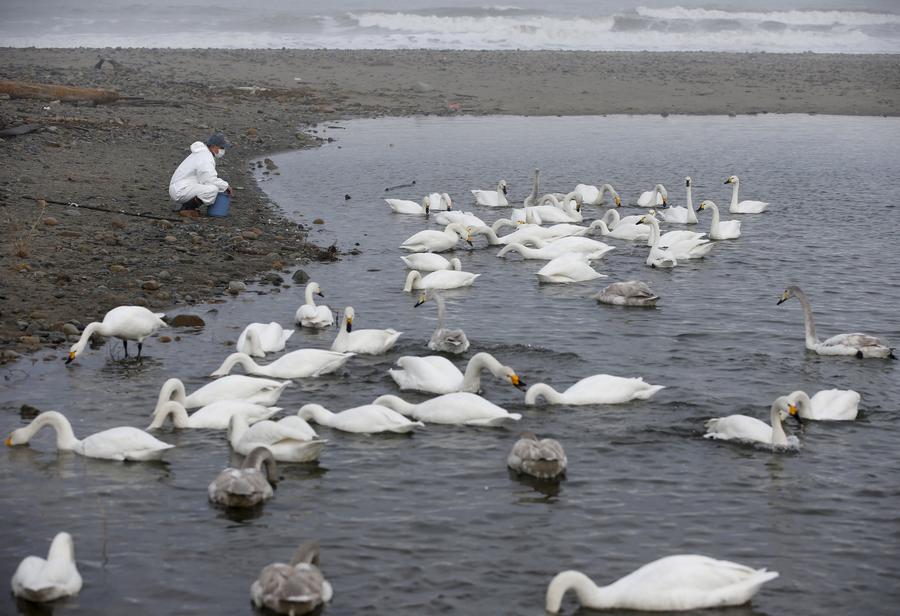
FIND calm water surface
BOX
[2,115,900,615]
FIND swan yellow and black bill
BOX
[787,403,798,415]
[614,196,621,206]
[4,436,13,447]
[66,351,76,364]
[510,374,526,389]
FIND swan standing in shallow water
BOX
[401,254,462,273]
[573,183,621,207]
[157,376,291,409]
[415,290,469,354]
[236,322,294,357]
[297,403,424,434]
[696,200,742,239]
[295,282,333,328]
[385,195,430,215]
[507,433,567,480]
[6,411,173,461]
[704,395,799,448]
[208,446,277,508]
[403,269,480,292]
[472,180,508,206]
[593,281,659,307]
[657,176,698,224]
[374,393,521,426]
[66,305,167,363]
[777,285,894,358]
[251,542,333,615]
[637,184,668,207]
[498,237,614,261]
[389,352,524,394]
[726,175,769,213]
[148,400,280,430]
[785,389,860,421]
[536,253,606,284]
[331,307,402,354]
[11,532,82,603]
[525,374,664,405]
[401,222,472,253]
[211,349,353,378]
[228,414,326,463]
[545,555,778,613]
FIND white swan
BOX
[523,168,541,207]
[586,219,650,241]
[525,192,583,223]
[211,349,353,379]
[401,223,472,253]
[385,195,430,215]
[236,322,295,357]
[415,290,469,354]
[401,254,462,273]
[228,414,326,463]
[491,219,592,242]
[5,410,173,461]
[11,532,82,603]
[777,286,894,358]
[498,237,614,261]
[573,183,621,207]
[434,210,485,227]
[148,400,280,430]
[537,253,606,284]
[66,305,167,363]
[157,376,291,409]
[657,176,698,224]
[525,374,664,405]
[331,307,401,355]
[704,395,799,448]
[545,555,778,613]
[602,209,649,230]
[696,200,742,240]
[208,446,277,508]
[374,393,521,426]
[298,403,424,434]
[726,175,769,213]
[637,215,677,268]
[403,269,480,292]
[389,352,524,394]
[472,180,508,207]
[593,281,659,307]
[637,184,668,207]
[295,282,333,328]
[251,542,332,615]
[427,192,453,211]
[507,432,567,480]
[509,205,543,225]
[639,215,714,260]
[785,389,860,421]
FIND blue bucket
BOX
[207,193,231,217]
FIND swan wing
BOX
[421,270,480,289]
[80,427,173,460]
[561,374,661,404]
[704,414,772,443]
[390,356,462,393]
[808,389,860,420]
[189,401,280,429]
[401,253,450,272]
[413,392,513,424]
[731,200,769,213]
[252,563,328,613]
[102,306,166,341]
[344,329,402,355]
[12,555,82,602]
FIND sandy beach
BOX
[1,48,898,357]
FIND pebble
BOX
[62,323,79,336]
[227,280,246,295]
[18,336,40,346]
[109,264,127,274]
[142,280,161,291]
[43,216,59,226]
[241,230,259,240]
[291,269,310,284]
[169,314,205,327]
[261,272,284,286]
[313,218,324,225]
[159,335,173,343]
[0,350,21,362]
[158,270,172,280]
[164,235,177,243]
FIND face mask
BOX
[214,149,225,159]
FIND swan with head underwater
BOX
[726,175,769,213]
[696,200,742,239]
[704,395,800,449]
[11,532,82,603]
[236,321,295,357]
[637,183,668,207]
[373,393,521,426]
[545,554,778,613]
[389,351,524,394]
[401,253,462,273]
[403,269,480,292]
[415,290,469,354]
[777,285,894,358]
[487,218,592,243]
[508,432,567,480]
[228,413,326,463]
[498,236,614,261]
[400,223,473,253]
[385,194,430,215]
[6,410,173,461]
[657,176,698,224]
[251,542,332,616]
[211,347,354,379]
[65,305,167,363]
[297,403,424,434]
[525,374,664,405]
[331,307,402,355]
[573,182,621,207]
[536,253,606,284]
[594,281,659,307]
[521,192,583,224]
[148,399,280,430]
[434,209,485,227]
[295,282,333,328]
[156,375,291,409]
[472,179,508,207]
[208,446,277,508]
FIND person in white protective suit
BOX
[168,133,232,216]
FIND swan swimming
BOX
[389,352,524,394]
[11,532,82,603]
[546,554,778,613]
[385,195,430,215]
[638,215,714,260]
[251,542,332,616]
[6,410,173,461]
[66,305,167,363]
[785,389,860,421]
[297,403,424,434]
[148,399,280,430]
[472,180,508,207]
[236,322,295,357]
[696,200,742,240]
[573,183,621,207]
[637,215,678,268]
[401,223,473,253]
[704,395,800,449]
[157,375,291,409]
[331,307,402,355]
[295,282,334,328]
[228,414,326,463]
[374,393,521,426]
[657,176,698,224]
[208,446,277,508]
[523,168,541,208]
[401,254,462,273]
[637,184,668,207]
[726,175,769,213]
[525,374,664,405]
[403,269,480,292]
[427,192,453,211]
[211,349,353,379]
[507,432,567,480]
[536,253,606,284]
[498,237,614,261]
[415,290,469,354]
[593,281,659,307]
[525,192,584,223]
[777,285,894,358]
[434,210,485,227]
[587,219,650,241]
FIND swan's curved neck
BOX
[585,220,609,235]
[403,271,422,293]
[372,395,415,416]
[245,329,264,356]
[432,293,447,329]
[304,285,318,306]
[216,353,262,376]
[546,571,611,612]
[788,390,811,418]
[498,243,537,258]
[475,226,501,245]
[445,223,467,239]
[155,378,187,415]
[708,202,721,229]
[644,217,661,247]
[599,184,616,202]
[299,404,334,426]
[20,411,80,451]
[529,170,540,202]
[491,218,517,233]
[462,353,503,392]
[70,321,104,358]
[769,401,789,447]
[227,414,249,444]
[686,185,696,222]
[525,384,563,405]
[791,289,819,345]
[730,177,740,207]
[602,209,620,228]
[48,533,76,563]
[244,447,277,482]
[148,401,191,429]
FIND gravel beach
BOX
[1,48,898,359]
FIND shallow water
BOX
[3,115,900,615]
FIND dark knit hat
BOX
[206,133,228,148]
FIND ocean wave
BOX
[635,6,900,27]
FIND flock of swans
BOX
[6,168,895,614]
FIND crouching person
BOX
[169,133,232,217]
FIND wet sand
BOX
[1,48,898,358]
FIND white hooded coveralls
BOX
[168,141,229,205]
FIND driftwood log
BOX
[0,80,119,104]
